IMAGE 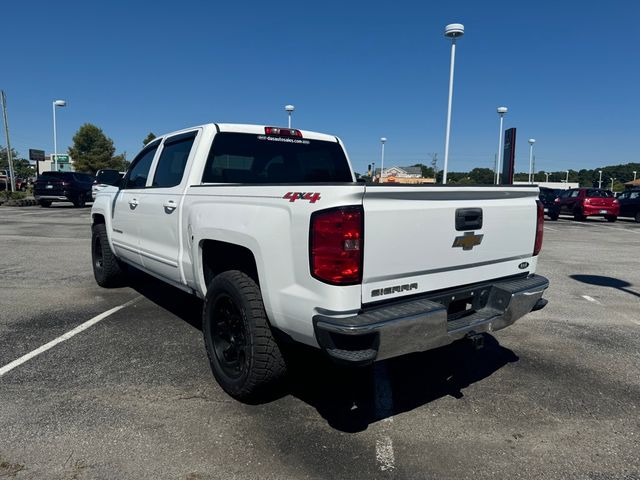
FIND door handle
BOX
[163,200,177,212]
[128,198,139,208]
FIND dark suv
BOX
[555,188,619,222]
[617,189,640,222]
[539,187,560,220]
[34,171,94,208]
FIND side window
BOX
[152,131,197,188]
[123,142,160,189]
[630,192,640,199]
[618,192,629,200]
[570,190,580,198]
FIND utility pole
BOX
[429,152,438,182]
[1,90,16,192]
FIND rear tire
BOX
[606,215,617,223]
[635,212,640,223]
[549,213,559,221]
[39,200,52,208]
[73,193,86,208]
[91,223,126,287]
[573,209,585,221]
[203,270,286,402]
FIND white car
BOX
[91,123,549,400]
[91,169,124,200]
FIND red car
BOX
[554,188,619,222]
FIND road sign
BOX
[29,149,45,162]
[53,154,70,163]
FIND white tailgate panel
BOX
[362,187,539,303]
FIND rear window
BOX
[201,132,353,184]
[39,172,66,180]
[586,189,613,198]
[96,170,123,185]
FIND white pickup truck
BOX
[91,123,548,400]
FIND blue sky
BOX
[3,0,639,175]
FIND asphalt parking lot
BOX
[1,205,639,480]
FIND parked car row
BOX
[33,169,124,208]
[538,187,640,223]
[0,170,29,191]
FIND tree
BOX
[0,147,34,178]
[111,152,130,172]
[68,124,118,174]
[143,132,156,145]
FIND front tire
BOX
[39,200,52,208]
[203,270,286,401]
[635,212,640,223]
[91,223,126,287]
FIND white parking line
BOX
[581,295,602,305]
[544,225,559,231]
[374,362,395,472]
[0,297,140,377]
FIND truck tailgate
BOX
[361,186,540,304]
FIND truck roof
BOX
[156,123,340,144]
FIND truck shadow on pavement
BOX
[570,274,640,298]
[125,269,519,433]
[286,335,518,432]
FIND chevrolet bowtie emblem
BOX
[452,232,484,251]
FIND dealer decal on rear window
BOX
[283,192,321,203]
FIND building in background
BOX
[377,166,435,184]
[39,154,75,173]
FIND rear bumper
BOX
[583,206,619,216]
[313,274,549,364]
[34,194,69,201]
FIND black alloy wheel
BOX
[210,293,249,379]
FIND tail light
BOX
[554,198,560,204]
[613,199,619,204]
[533,200,544,256]
[583,198,591,205]
[310,206,363,285]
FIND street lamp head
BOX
[285,104,295,113]
[380,137,387,143]
[444,23,465,38]
[528,138,536,145]
[497,106,508,115]
[53,100,66,107]
[599,170,602,173]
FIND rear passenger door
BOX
[135,130,199,284]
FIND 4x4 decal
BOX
[283,192,321,203]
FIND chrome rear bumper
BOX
[313,274,549,364]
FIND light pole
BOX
[442,23,464,185]
[380,137,387,183]
[285,105,295,128]
[610,178,615,191]
[545,172,550,182]
[495,106,508,184]
[371,162,375,182]
[52,99,66,172]
[634,171,637,182]
[598,170,603,189]
[565,170,570,184]
[528,138,536,183]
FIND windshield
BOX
[201,132,353,183]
